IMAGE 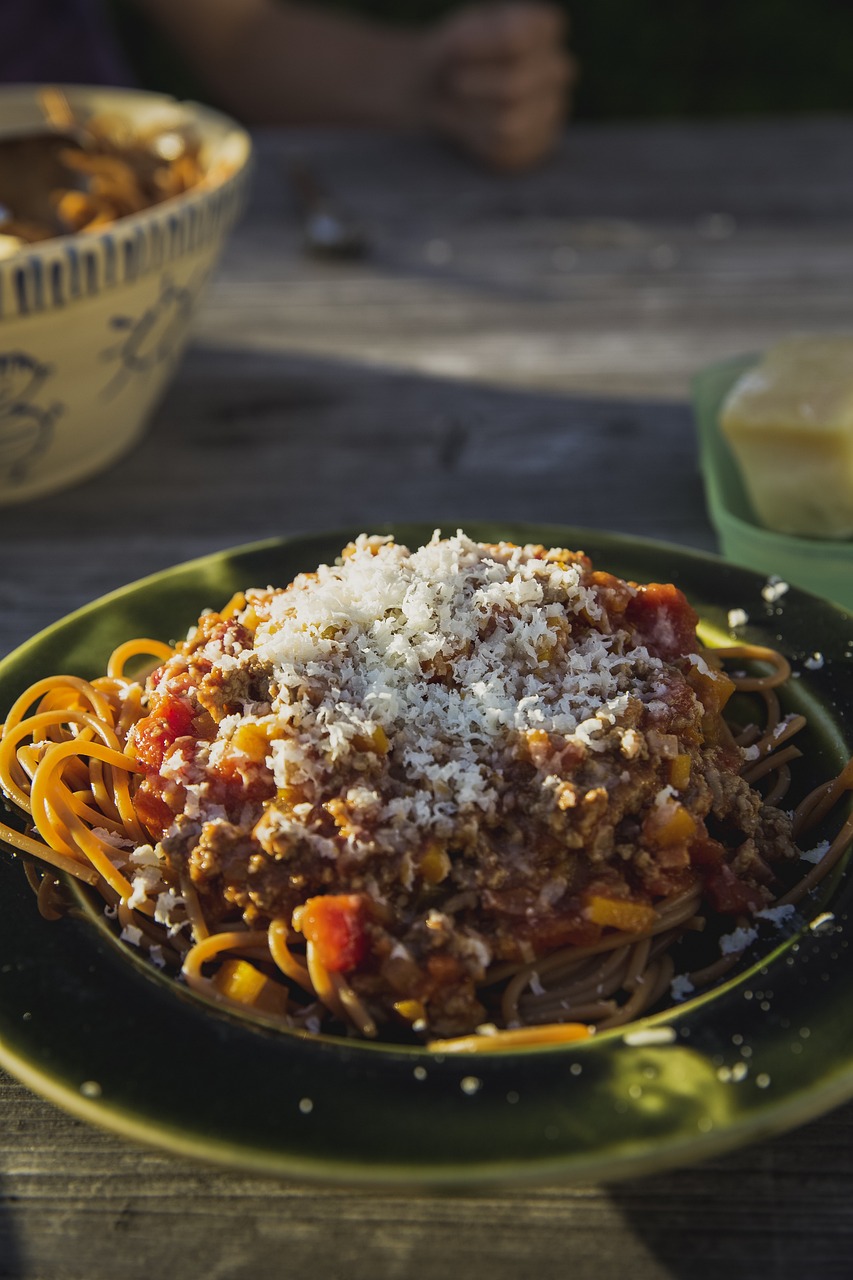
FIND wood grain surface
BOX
[1,117,853,1280]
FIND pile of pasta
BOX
[1,634,852,1052]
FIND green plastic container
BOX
[692,354,853,610]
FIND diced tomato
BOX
[482,886,539,918]
[588,570,634,615]
[689,835,727,871]
[132,778,178,838]
[130,694,197,769]
[640,865,697,898]
[299,894,370,973]
[704,864,765,915]
[130,719,171,770]
[206,757,275,812]
[625,583,699,660]
[159,695,196,738]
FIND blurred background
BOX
[113,0,853,122]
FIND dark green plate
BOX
[1,524,852,1185]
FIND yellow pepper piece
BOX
[394,999,426,1024]
[213,958,288,1016]
[586,896,657,933]
[420,842,450,885]
[220,591,247,620]
[520,728,552,767]
[668,754,691,791]
[648,802,697,848]
[537,642,554,665]
[232,722,274,761]
[690,664,736,714]
[353,724,389,753]
[240,605,261,633]
[428,1022,592,1053]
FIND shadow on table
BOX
[13,340,714,560]
[608,1098,853,1280]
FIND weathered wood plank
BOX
[194,120,853,400]
[2,1066,853,1280]
[1,116,852,1280]
[0,348,715,653]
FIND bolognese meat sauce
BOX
[127,534,798,1037]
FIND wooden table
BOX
[2,117,853,1279]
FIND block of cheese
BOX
[720,336,853,539]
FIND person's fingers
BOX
[423,1,573,170]
[486,92,567,168]
[449,48,575,107]
[430,86,567,170]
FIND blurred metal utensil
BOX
[288,159,367,260]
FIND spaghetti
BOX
[1,533,851,1050]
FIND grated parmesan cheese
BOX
[250,532,667,852]
[719,926,758,956]
[755,903,796,927]
[761,577,790,604]
[129,532,803,1038]
[670,974,695,1001]
[800,839,830,865]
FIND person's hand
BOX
[421,3,575,170]
[137,0,572,169]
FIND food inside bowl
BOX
[1,533,851,1050]
[720,336,853,539]
[0,88,204,254]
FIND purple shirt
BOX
[0,0,136,87]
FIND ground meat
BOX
[129,535,804,1036]
[196,654,273,723]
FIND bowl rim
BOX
[0,85,252,322]
[0,81,252,163]
[0,82,252,256]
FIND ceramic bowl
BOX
[0,85,251,505]
[692,353,853,611]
